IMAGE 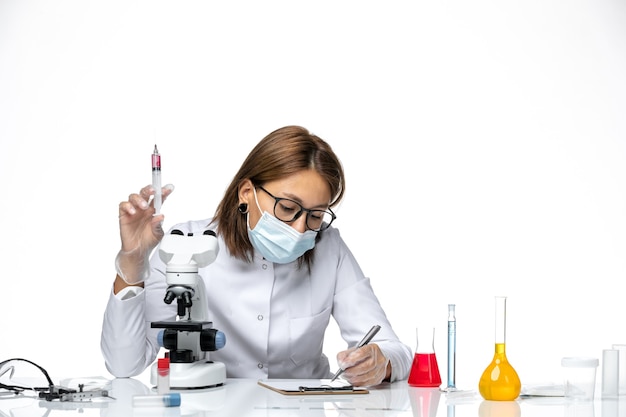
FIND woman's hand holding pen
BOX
[336,344,391,387]
[115,184,175,287]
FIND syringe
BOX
[152,145,162,214]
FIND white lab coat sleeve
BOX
[101,220,204,377]
[376,340,413,383]
[332,278,412,383]
[100,286,160,377]
[326,228,413,383]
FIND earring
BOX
[238,203,249,214]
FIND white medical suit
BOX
[101,219,412,382]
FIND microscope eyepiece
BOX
[164,291,176,305]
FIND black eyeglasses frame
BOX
[255,185,336,232]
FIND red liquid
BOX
[408,353,442,387]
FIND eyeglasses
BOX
[256,186,336,232]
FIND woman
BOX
[101,125,412,386]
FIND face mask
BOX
[247,189,317,263]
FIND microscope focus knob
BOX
[200,329,226,351]
[214,330,226,349]
[157,329,178,350]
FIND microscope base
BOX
[150,360,227,389]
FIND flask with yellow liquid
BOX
[478,296,521,401]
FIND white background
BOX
[1,0,625,390]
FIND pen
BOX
[152,144,162,214]
[330,324,381,382]
[299,385,355,392]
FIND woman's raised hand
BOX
[115,184,174,285]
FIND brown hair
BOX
[210,125,345,266]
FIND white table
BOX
[0,378,620,416]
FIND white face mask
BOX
[247,188,317,264]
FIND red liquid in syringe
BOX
[408,352,442,387]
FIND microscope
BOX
[149,229,227,389]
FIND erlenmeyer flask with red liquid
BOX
[408,327,442,387]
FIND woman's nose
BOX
[291,214,308,233]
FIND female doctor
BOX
[101,125,412,387]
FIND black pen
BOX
[330,324,381,382]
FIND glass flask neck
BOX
[494,296,507,344]
[416,327,436,354]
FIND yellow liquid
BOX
[478,343,521,401]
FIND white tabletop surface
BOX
[0,377,620,417]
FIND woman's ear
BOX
[238,179,254,206]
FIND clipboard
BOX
[258,379,369,395]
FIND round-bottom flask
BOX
[478,296,521,401]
